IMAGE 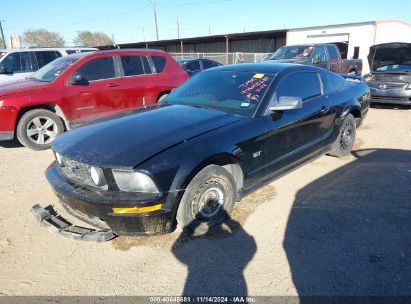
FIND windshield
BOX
[269,45,314,60]
[29,56,79,82]
[374,64,411,73]
[164,71,275,117]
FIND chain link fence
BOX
[170,52,271,65]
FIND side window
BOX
[20,52,34,72]
[274,72,322,102]
[76,57,115,81]
[120,56,145,76]
[2,53,21,73]
[186,60,201,72]
[35,51,59,68]
[151,55,166,73]
[202,60,215,70]
[312,47,328,63]
[326,46,339,59]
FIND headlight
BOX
[0,100,3,108]
[112,170,159,193]
[55,152,64,166]
[406,83,411,90]
[90,166,107,187]
[363,74,372,82]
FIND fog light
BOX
[112,204,162,214]
[55,153,63,166]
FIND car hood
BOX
[0,79,50,97]
[52,104,243,169]
[368,43,411,72]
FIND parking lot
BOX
[0,106,410,296]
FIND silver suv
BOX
[0,47,96,84]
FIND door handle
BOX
[321,106,330,114]
[106,83,120,87]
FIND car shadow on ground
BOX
[284,148,411,297]
[171,211,257,296]
[0,139,22,149]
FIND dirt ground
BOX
[0,106,410,296]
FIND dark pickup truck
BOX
[264,44,363,75]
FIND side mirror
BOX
[68,72,88,85]
[0,65,8,75]
[269,96,302,111]
[312,55,321,64]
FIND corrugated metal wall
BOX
[119,33,287,54]
[229,38,284,53]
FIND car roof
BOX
[208,62,325,74]
[0,47,97,53]
[283,44,336,47]
[66,48,168,58]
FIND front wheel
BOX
[176,165,236,235]
[16,109,64,151]
[328,113,356,158]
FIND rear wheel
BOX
[16,109,64,151]
[328,113,356,158]
[157,93,169,102]
[176,165,236,235]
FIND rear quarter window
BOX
[322,72,348,94]
[151,55,166,73]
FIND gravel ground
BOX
[0,106,410,296]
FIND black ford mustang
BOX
[43,63,370,236]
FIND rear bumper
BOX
[46,163,178,235]
[370,96,411,105]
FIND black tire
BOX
[157,93,169,102]
[16,109,64,151]
[176,165,236,235]
[328,113,356,158]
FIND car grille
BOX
[370,95,411,102]
[60,156,94,187]
[368,82,406,89]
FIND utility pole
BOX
[148,0,159,40]
[0,20,6,49]
[177,11,180,39]
[208,24,211,36]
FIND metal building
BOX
[107,29,287,54]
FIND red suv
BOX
[0,49,188,150]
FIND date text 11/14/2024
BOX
[149,296,257,303]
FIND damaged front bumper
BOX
[31,204,115,242]
[43,163,180,237]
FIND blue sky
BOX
[2,0,411,46]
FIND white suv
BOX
[0,48,97,84]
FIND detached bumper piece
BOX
[31,204,115,242]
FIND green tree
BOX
[73,31,113,47]
[23,29,65,47]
